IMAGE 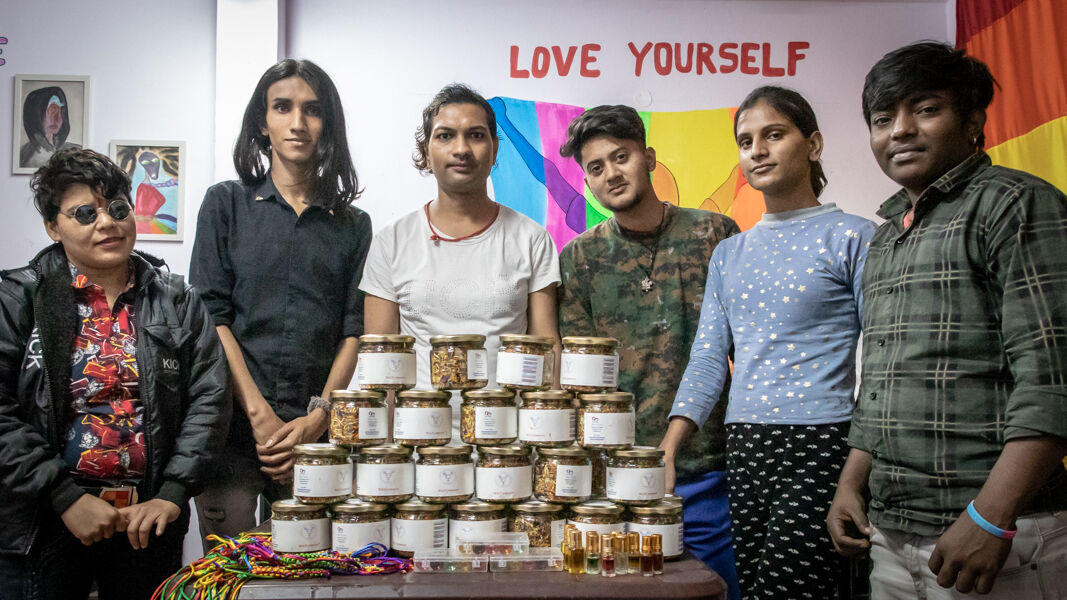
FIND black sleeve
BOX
[189,183,237,327]
[342,209,374,339]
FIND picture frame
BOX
[109,140,186,241]
[12,74,91,174]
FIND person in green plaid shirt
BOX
[827,42,1067,598]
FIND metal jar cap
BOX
[578,392,634,404]
[429,334,486,345]
[570,500,624,517]
[357,444,413,456]
[512,500,564,514]
[417,445,473,457]
[271,499,325,514]
[629,502,682,516]
[330,389,385,401]
[479,445,530,456]
[450,499,506,512]
[461,388,517,400]
[519,390,573,402]
[537,445,589,458]
[332,499,388,514]
[396,390,451,401]
[561,336,618,348]
[394,498,446,512]
[293,443,349,458]
[359,334,415,345]
[499,334,555,346]
[610,446,664,459]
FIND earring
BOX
[971,134,979,146]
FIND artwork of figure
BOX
[19,86,81,169]
[112,142,184,239]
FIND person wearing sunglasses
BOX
[0,147,231,599]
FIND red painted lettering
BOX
[788,41,809,76]
[580,43,601,77]
[654,42,672,75]
[697,43,716,74]
[740,42,759,75]
[675,42,694,73]
[509,45,530,78]
[629,41,653,76]
[718,43,738,73]
[531,46,550,78]
[761,42,784,77]
[551,45,577,76]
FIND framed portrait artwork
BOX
[12,75,91,174]
[109,140,186,241]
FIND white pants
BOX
[869,511,1067,599]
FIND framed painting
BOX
[109,140,186,241]
[12,74,91,174]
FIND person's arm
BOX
[826,447,873,557]
[527,284,562,388]
[216,324,285,443]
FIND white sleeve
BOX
[529,228,561,292]
[358,227,397,302]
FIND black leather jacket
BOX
[0,244,231,555]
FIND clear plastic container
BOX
[453,531,530,556]
[293,443,352,504]
[475,445,533,502]
[518,390,576,448]
[354,444,414,503]
[577,392,635,449]
[394,390,452,447]
[356,334,416,391]
[490,547,565,571]
[391,499,447,558]
[606,446,666,506]
[534,446,592,504]
[509,500,566,548]
[560,337,619,392]
[328,389,388,447]
[415,445,474,503]
[271,499,329,553]
[411,548,489,573]
[430,335,488,390]
[461,388,518,445]
[496,334,555,391]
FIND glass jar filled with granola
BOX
[577,392,636,449]
[606,446,665,506]
[628,501,684,559]
[518,390,576,447]
[331,500,391,555]
[293,443,352,504]
[509,500,566,548]
[534,446,591,504]
[496,334,555,391]
[475,445,532,502]
[356,334,417,391]
[560,337,619,392]
[429,335,488,390]
[567,500,626,538]
[271,499,330,553]
[587,448,610,498]
[415,445,474,503]
[461,388,518,446]
[354,444,414,503]
[448,500,508,549]
[394,390,451,447]
[329,389,388,447]
[391,499,447,558]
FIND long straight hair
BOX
[734,86,827,198]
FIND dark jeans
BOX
[195,448,291,554]
[0,507,189,600]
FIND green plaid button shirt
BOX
[849,152,1067,535]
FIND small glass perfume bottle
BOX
[650,533,664,575]
[628,532,641,573]
[568,529,585,575]
[585,531,600,575]
[613,532,628,575]
[600,534,616,577]
[640,535,654,577]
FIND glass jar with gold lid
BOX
[331,499,391,554]
[391,498,447,558]
[534,445,591,504]
[271,499,330,553]
[394,390,451,447]
[577,392,636,449]
[430,335,488,390]
[329,389,388,447]
[356,334,416,390]
[628,501,684,559]
[293,443,352,504]
[509,500,566,548]
[518,390,576,447]
[560,337,619,392]
[354,444,414,503]
[461,388,518,445]
[475,445,532,502]
[605,446,665,505]
[496,334,555,391]
[415,445,474,503]
[567,499,626,537]
[448,500,508,549]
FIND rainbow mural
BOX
[957,0,1066,194]
[488,97,764,252]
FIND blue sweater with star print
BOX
[670,203,875,427]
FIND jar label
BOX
[272,518,330,553]
[496,352,544,387]
[416,462,474,497]
[333,519,390,554]
[449,517,507,548]
[357,352,416,385]
[606,466,665,501]
[294,462,352,497]
[391,517,447,552]
[356,462,414,496]
[519,408,575,442]
[582,411,635,445]
[554,464,592,497]
[566,520,625,538]
[560,353,618,387]
[394,406,451,439]
[475,465,532,500]
[475,406,518,438]
[358,407,386,439]
[466,349,488,379]
[551,518,566,547]
[627,522,684,558]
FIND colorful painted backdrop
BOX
[489,97,763,252]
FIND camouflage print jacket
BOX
[559,203,739,479]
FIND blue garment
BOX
[671,203,875,426]
[676,470,740,600]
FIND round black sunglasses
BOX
[61,199,132,225]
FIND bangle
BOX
[966,500,1016,540]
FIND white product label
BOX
[496,352,545,387]
[518,408,575,442]
[416,463,474,498]
[606,466,665,501]
[356,462,414,497]
[449,517,507,548]
[582,411,635,446]
[554,464,592,497]
[550,519,566,548]
[567,520,625,539]
[394,406,451,439]
[475,406,517,439]
[357,352,416,386]
[467,349,488,379]
[272,518,330,553]
[358,407,386,439]
[391,517,448,552]
[332,519,391,554]
[560,353,618,388]
[294,462,352,497]
[628,522,684,558]
[475,465,532,500]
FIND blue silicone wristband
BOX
[966,500,1016,540]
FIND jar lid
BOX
[562,336,618,348]
[537,445,589,458]
[662,494,683,507]
[357,443,413,456]
[629,501,682,516]
[512,500,564,514]
[610,446,664,458]
[429,334,486,344]
[578,392,634,404]
[394,498,446,512]
[570,500,624,517]
[479,445,530,456]
[499,334,556,346]
[359,334,415,345]
[418,445,473,456]
[293,442,349,457]
[519,390,573,402]
[449,499,506,512]
[396,390,451,401]
[271,498,325,514]
[332,499,388,514]
[461,388,516,401]
[330,389,385,401]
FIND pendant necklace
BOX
[618,204,668,294]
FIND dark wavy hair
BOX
[30,147,131,222]
[559,105,647,167]
[734,86,827,198]
[863,41,995,147]
[413,84,497,174]
[233,59,361,212]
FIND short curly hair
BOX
[30,147,131,222]
[559,105,647,167]
[413,84,497,174]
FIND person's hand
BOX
[256,412,326,483]
[248,402,286,446]
[118,498,181,550]
[662,450,677,493]
[826,486,872,557]
[928,509,1012,594]
[60,494,126,545]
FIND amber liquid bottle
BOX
[640,536,654,576]
[628,532,642,573]
[568,529,585,575]
[650,533,664,575]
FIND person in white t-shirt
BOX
[359,84,561,437]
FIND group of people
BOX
[0,39,1063,600]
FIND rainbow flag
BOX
[488,97,764,252]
